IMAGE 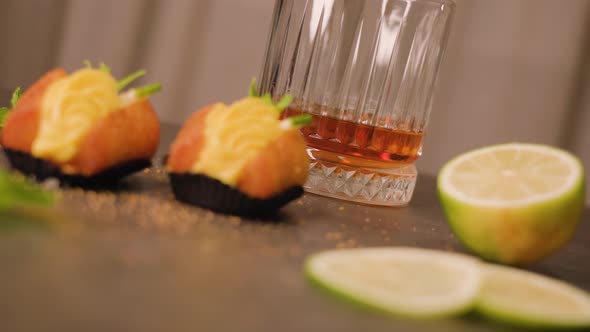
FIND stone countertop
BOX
[0,109,588,332]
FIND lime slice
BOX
[305,247,482,318]
[437,143,585,264]
[477,264,590,329]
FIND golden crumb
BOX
[324,232,343,241]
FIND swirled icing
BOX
[32,69,120,163]
[191,97,283,186]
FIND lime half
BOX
[438,143,585,264]
[477,264,590,329]
[305,247,481,318]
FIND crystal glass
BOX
[259,0,455,206]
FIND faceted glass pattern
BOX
[260,0,454,206]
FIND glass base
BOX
[304,151,417,206]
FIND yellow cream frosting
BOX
[191,97,284,186]
[32,68,120,163]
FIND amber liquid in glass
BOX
[282,107,424,169]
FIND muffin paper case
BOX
[3,148,150,188]
[169,173,303,217]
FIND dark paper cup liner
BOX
[169,172,303,217]
[2,148,151,187]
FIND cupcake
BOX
[0,62,161,187]
[166,81,311,217]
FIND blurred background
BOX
[1,0,590,188]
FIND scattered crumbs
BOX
[445,246,456,252]
[338,206,345,211]
[324,232,344,241]
[253,244,281,257]
[364,217,370,223]
[228,217,242,226]
[143,169,149,174]
[58,188,210,234]
[42,178,60,190]
[287,245,303,258]
[412,227,417,232]
[335,238,358,249]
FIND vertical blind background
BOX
[1,0,590,194]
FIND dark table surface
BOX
[0,121,589,331]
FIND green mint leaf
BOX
[117,69,146,91]
[261,93,273,105]
[0,171,54,209]
[275,95,293,112]
[134,83,161,98]
[248,78,295,113]
[99,63,111,73]
[0,87,22,128]
[249,78,259,97]
[10,87,22,108]
[0,107,9,128]
[289,114,312,127]
[83,59,93,69]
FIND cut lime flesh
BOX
[477,264,590,329]
[439,143,583,207]
[437,143,585,264]
[305,247,482,318]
